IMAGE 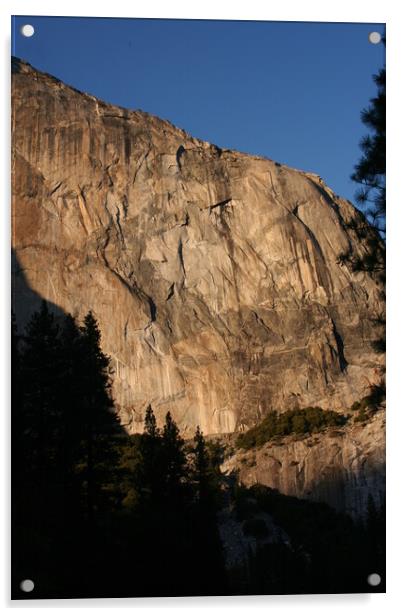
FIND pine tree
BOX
[11,311,22,445]
[351,66,385,235]
[78,311,120,521]
[12,305,129,596]
[162,411,187,502]
[134,405,164,507]
[11,312,24,518]
[193,426,209,503]
[131,409,190,592]
[11,298,67,590]
[57,314,87,510]
[190,426,225,593]
[339,42,385,280]
[11,311,21,395]
[19,301,61,491]
[338,43,385,354]
[144,403,160,439]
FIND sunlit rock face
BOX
[222,409,385,519]
[12,58,384,435]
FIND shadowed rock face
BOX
[12,58,384,435]
[222,409,385,519]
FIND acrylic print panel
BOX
[11,16,385,599]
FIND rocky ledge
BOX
[221,408,385,518]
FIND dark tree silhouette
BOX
[18,301,61,503]
[192,425,221,507]
[338,39,385,282]
[352,63,385,235]
[144,403,160,438]
[161,411,187,502]
[12,302,69,598]
[337,42,385,354]
[77,311,121,521]
[56,314,85,507]
[190,427,226,592]
[134,404,165,508]
[12,305,128,598]
[193,426,208,497]
[11,312,23,481]
[13,305,383,598]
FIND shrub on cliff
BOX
[351,382,385,423]
[236,407,347,450]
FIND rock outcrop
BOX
[12,58,384,435]
[221,409,385,519]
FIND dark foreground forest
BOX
[12,303,385,598]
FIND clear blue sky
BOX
[12,16,385,204]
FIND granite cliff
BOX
[221,408,385,519]
[12,57,384,436]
